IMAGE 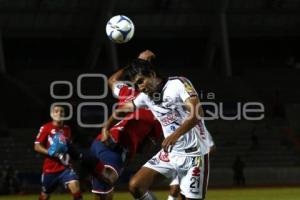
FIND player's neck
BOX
[151,77,166,103]
[155,77,166,93]
[52,120,64,128]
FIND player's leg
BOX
[92,164,119,200]
[168,176,180,200]
[39,192,50,200]
[169,185,180,200]
[90,140,124,200]
[96,161,119,186]
[129,167,160,199]
[59,168,82,200]
[39,173,60,200]
[129,150,175,200]
[67,180,82,200]
[180,154,209,200]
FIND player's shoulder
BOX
[37,122,52,135]
[40,122,52,130]
[113,81,135,97]
[166,76,191,88]
[168,76,190,83]
[114,81,128,90]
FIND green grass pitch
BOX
[0,187,300,200]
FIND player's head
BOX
[50,105,65,122]
[125,59,162,96]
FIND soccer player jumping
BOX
[88,50,162,200]
[102,50,212,200]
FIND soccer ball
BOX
[106,15,135,44]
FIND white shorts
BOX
[169,176,179,186]
[144,149,210,199]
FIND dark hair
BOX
[51,104,65,111]
[124,58,156,81]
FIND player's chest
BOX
[47,127,69,138]
[150,94,182,116]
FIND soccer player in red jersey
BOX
[34,105,83,200]
[89,51,162,200]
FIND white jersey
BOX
[133,76,211,156]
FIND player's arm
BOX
[178,95,203,134]
[108,68,126,91]
[34,143,48,155]
[162,96,203,152]
[108,50,155,92]
[101,101,136,142]
[34,127,49,155]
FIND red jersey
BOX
[96,83,162,158]
[34,122,71,174]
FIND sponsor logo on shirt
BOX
[160,111,180,126]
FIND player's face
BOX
[133,73,157,95]
[50,106,65,122]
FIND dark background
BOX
[0,0,300,194]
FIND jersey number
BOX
[190,177,200,189]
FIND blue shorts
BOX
[41,168,79,194]
[89,140,125,194]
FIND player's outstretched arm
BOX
[101,101,135,142]
[108,68,126,91]
[162,96,203,152]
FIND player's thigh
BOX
[59,169,80,192]
[129,166,160,190]
[90,140,124,172]
[90,142,123,194]
[132,150,176,190]
[41,173,60,194]
[67,180,80,193]
[143,150,176,178]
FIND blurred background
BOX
[1,0,300,196]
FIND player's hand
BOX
[48,133,68,157]
[138,50,155,61]
[162,132,180,152]
[101,128,110,144]
[57,153,70,166]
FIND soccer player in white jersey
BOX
[167,131,215,200]
[102,50,212,200]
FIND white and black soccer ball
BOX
[106,15,135,44]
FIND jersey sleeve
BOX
[133,92,148,108]
[112,82,132,98]
[176,77,198,102]
[34,125,48,144]
[112,81,127,97]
